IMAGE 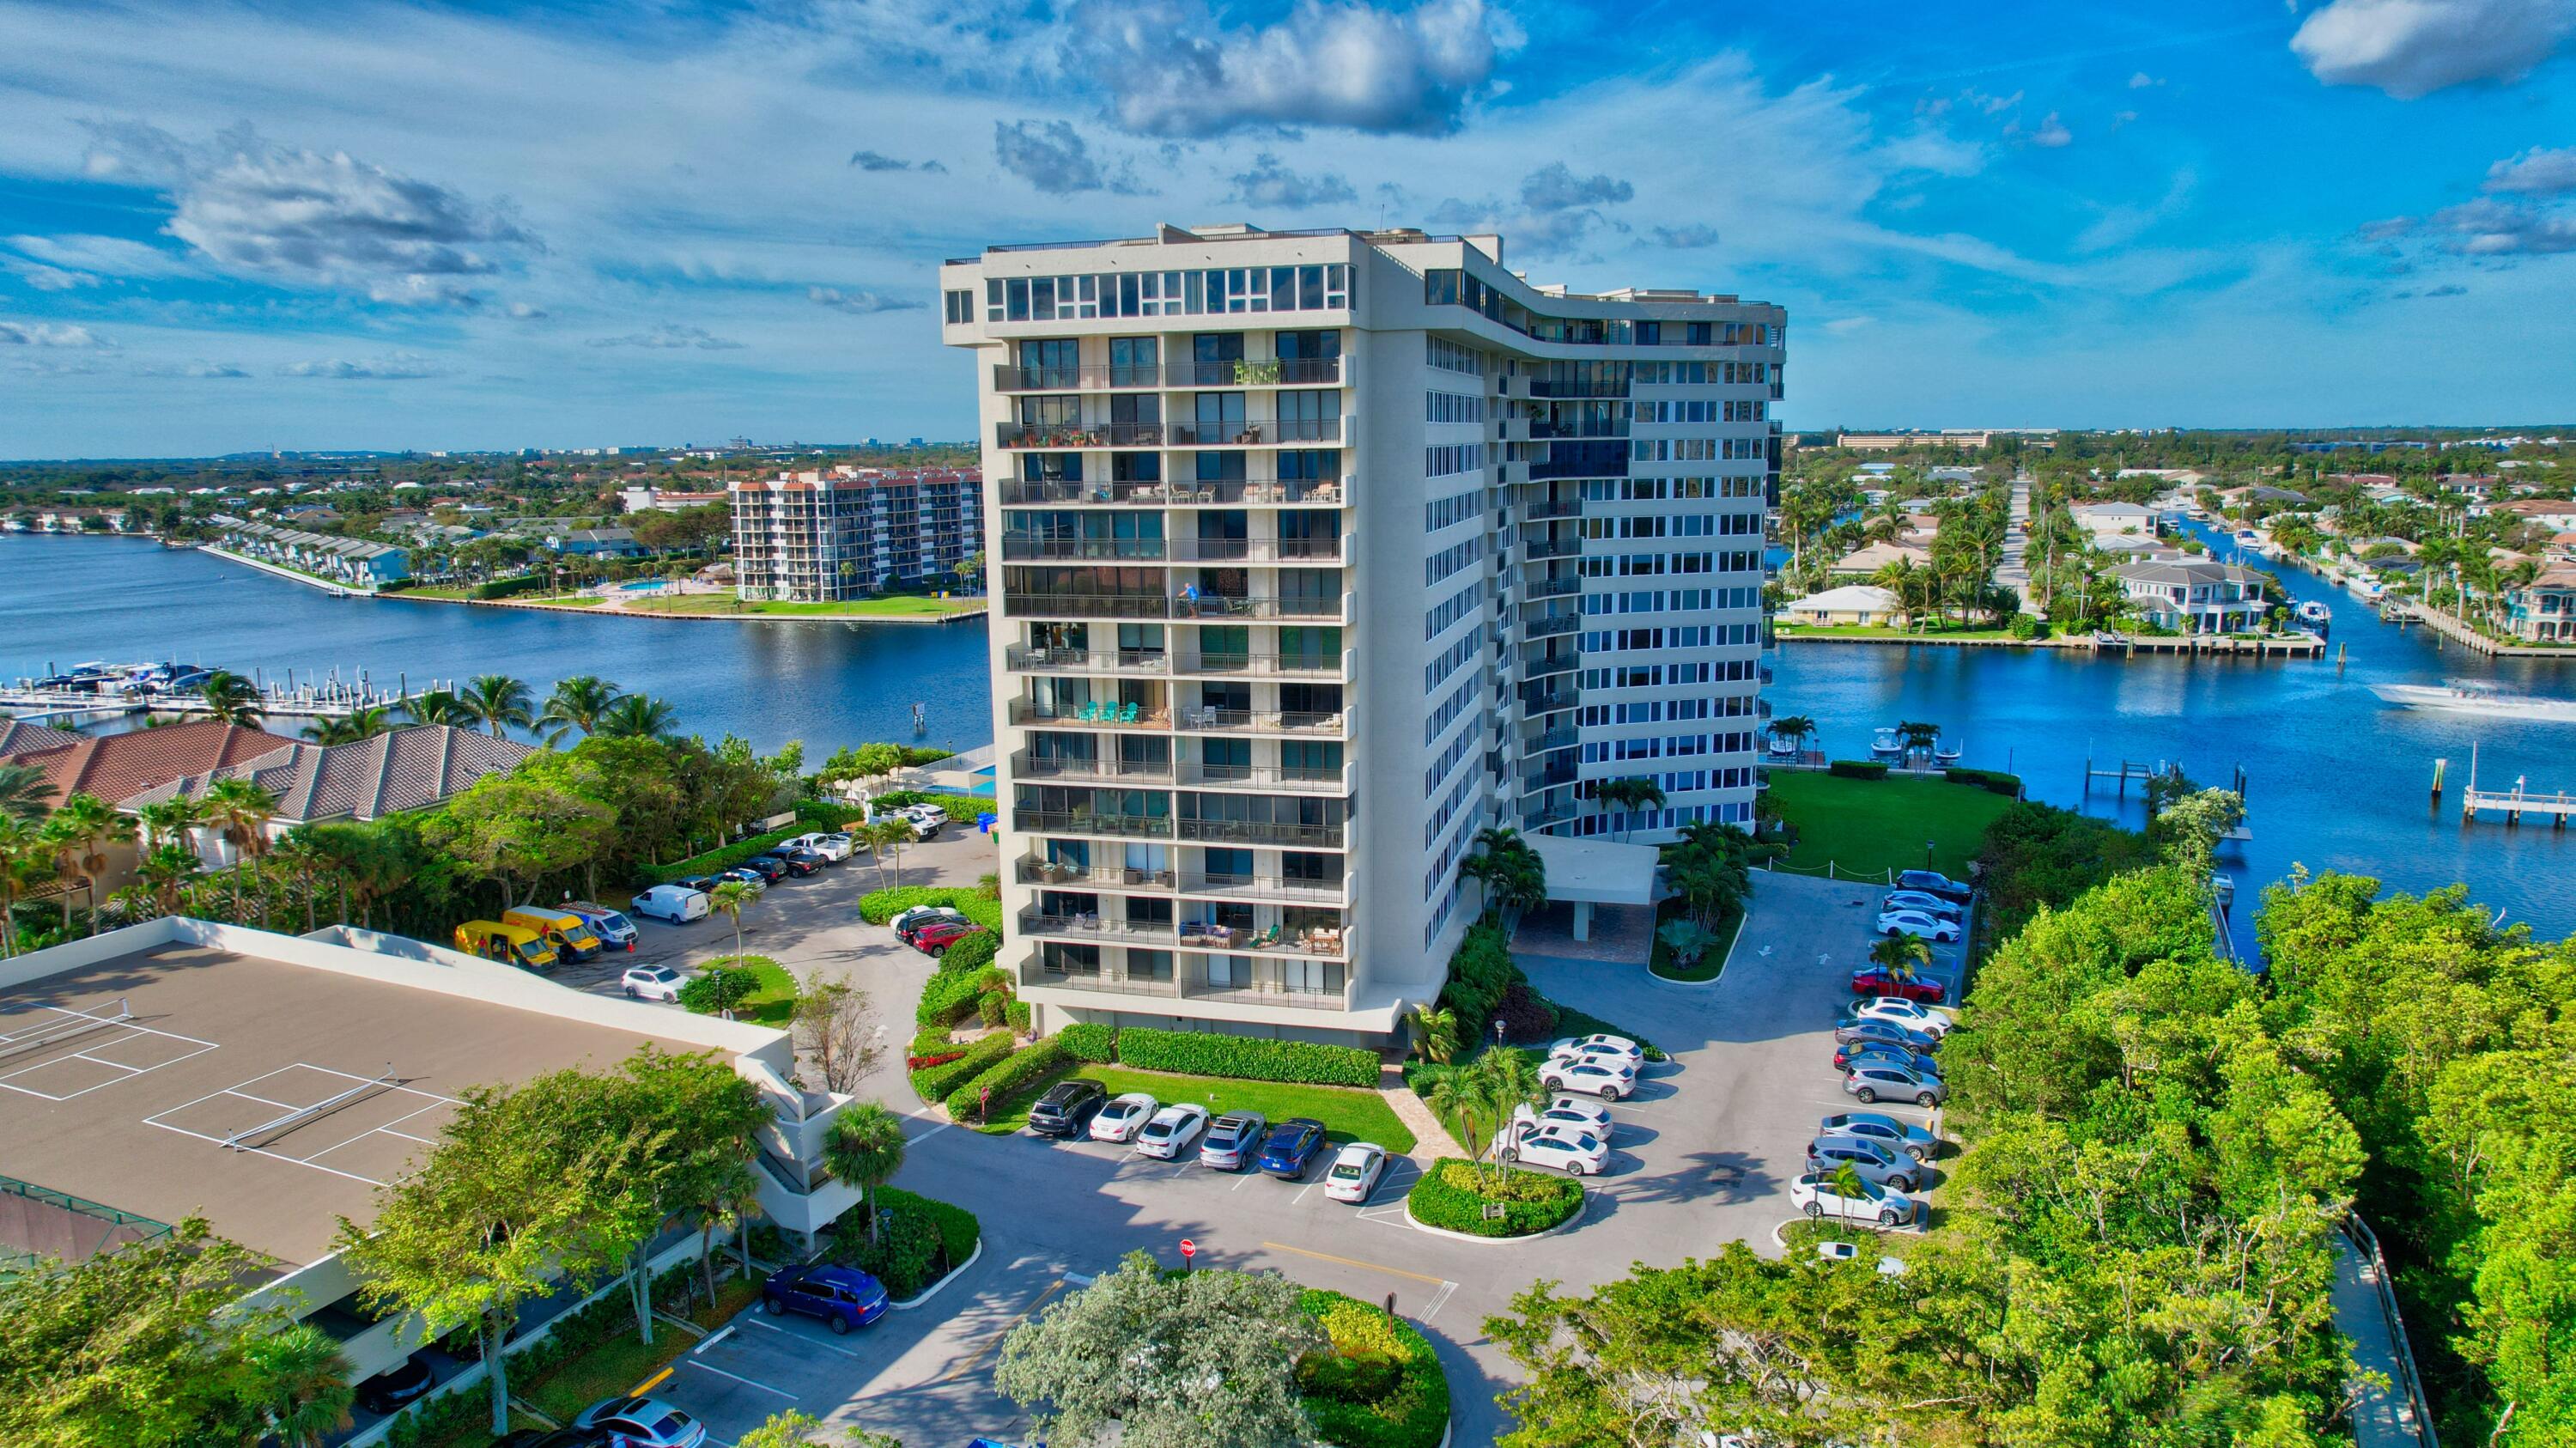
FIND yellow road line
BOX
[1258,1240,1448,1286]
[631,1366,675,1395]
[943,1279,1064,1384]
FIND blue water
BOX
[618,580,668,593]
[0,534,994,758]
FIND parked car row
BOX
[889,902,989,958]
[1838,996,1953,1106]
[631,830,861,928]
[1025,1080,1395,1201]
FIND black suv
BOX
[758,849,822,878]
[733,855,787,884]
[1028,1078,1108,1138]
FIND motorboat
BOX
[1934,739,1964,764]
[1870,727,1902,757]
[2294,599,2330,627]
[1767,733,1801,757]
[2370,682,2576,723]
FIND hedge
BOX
[1058,1021,1116,1062]
[860,885,1005,933]
[1298,1288,1451,1448]
[910,1030,1014,1102]
[825,1186,980,1300]
[470,573,550,600]
[794,800,870,831]
[916,970,990,1030]
[1404,1159,1583,1237]
[936,928,999,976]
[1115,1025,1379,1087]
[870,789,990,824]
[1828,759,1890,780]
[908,1025,968,1069]
[638,824,805,886]
[945,1038,1068,1121]
[1944,767,2024,797]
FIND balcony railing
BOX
[1522,800,1577,827]
[1522,764,1577,793]
[1018,860,1176,891]
[1006,700,1173,730]
[1000,534,1168,562]
[998,479,1174,507]
[1168,536,1344,562]
[1177,873,1347,903]
[1168,418,1343,446]
[1019,910,1179,945]
[998,423,1106,450]
[1528,498,1583,519]
[1004,593,1173,619]
[1530,421,1630,440]
[1034,970,1178,999]
[1528,724,1578,753]
[1175,817,1347,849]
[1178,763,1347,794]
[1527,612,1580,638]
[1523,648,1580,677]
[992,364,1163,392]
[1526,537,1582,560]
[1005,644,1171,675]
[1172,706,1346,735]
[1010,751,1174,785]
[1187,983,1350,1012]
[1174,651,1344,679]
[1012,808,1173,839]
[1531,380,1631,399]
[1528,575,1581,598]
[1173,594,1349,622]
[1522,685,1579,715]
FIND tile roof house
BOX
[122,726,531,855]
[7,721,299,811]
[0,719,85,760]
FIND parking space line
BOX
[1419,1281,1458,1323]
[1257,1241,1448,1286]
[743,1315,866,1359]
[683,1359,799,1399]
[1291,1180,1321,1204]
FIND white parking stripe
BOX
[743,1316,866,1359]
[683,1359,799,1398]
[1419,1281,1459,1323]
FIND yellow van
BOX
[502,906,602,961]
[455,921,558,971]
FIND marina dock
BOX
[3,665,446,725]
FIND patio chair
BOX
[1118,701,1141,724]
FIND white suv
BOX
[621,964,686,1002]
[1501,1120,1610,1177]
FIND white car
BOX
[1546,1033,1644,1068]
[620,964,686,1002]
[889,904,967,936]
[1539,1056,1635,1101]
[1814,1240,1909,1275]
[1789,1171,1921,1228]
[1513,1096,1614,1141]
[1087,1092,1160,1143]
[1874,910,1961,943]
[1845,996,1955,1038]
[1501,1120,1610,1177]
[1133,1103,1212,1159]
[784,831,854,862]
[629,884,710,923]
[1881,890,1963,920]
[1322,1142,1388,1203]
[900,805,947,838]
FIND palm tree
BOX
[39,793,133,936]
[0,812,43,956]
[0,762,55,824]
[709,878,755,962]
[1410,1003,1461,1065]
[398,689,475,729]
[1868,931,1933,983]
[301,706,391,745]
[1468,1045,1548,1189]
[866,818,912,890]
[237,1322,355,1448]
[593,693,682,743]
[135,796,200,851]
[267,833,331,933]
[538,675,625,746]
[1594,777,1666,842]
[823,1101,908,1244]
[198,671,264,727]
[1767,714,1816,759]
[459,673,534,739]
[134,841,201,919]
[199,777,279,920]
[1895,720,1941,766]
[693,1160,763,1308]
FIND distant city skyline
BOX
[3,0,2573,456]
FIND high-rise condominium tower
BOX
[941,223,1783,1045]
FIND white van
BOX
[631,884,711,924]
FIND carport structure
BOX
[1522,831,1660,941]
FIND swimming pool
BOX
[619,580,671,593]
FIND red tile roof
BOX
[0,720,85,759]
[10,721,301,809]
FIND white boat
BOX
[2370,682,2576,723]
[2295,599,2330,626]
[1870,727,1902,757]
[1766,733,1800,757]
[1934,739,1964,764]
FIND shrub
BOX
[638,824,805,886]
[1297,1288,1450,1448]
[824,1185,979,1299]
[470,573,549,600]
[793,800,868,831]
[945,1039,1069,1121]
[916,970,986,1029]
[2008,613,2050,641]
[909,1030,1012,1102]
[907,1025,967,1069]
[1115,1025,1379,1087]
[978,992,1006,1027]
[677,964,761,1015]
[1944,767,2024,797]
[1492,981,1558,1043]
[937,928,1000,975]
[1829,759,1889,780]
[1005,1000,1032,1033]
[860,885,1005,932]
[886,1184,981,1265]
[1437,921,1518,1037]
[1058,1021,1116,1062]
[1405,1159,1583,1238]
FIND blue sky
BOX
[2,0,2573,457]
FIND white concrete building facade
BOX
[940,223,1781,1043]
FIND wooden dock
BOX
[2462,786,2576,826]
[2086,631,2324,659]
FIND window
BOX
[945,289,973,324]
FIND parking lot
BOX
[621,866,1959,1446]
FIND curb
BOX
[1400,1184,1589,1244]
[1646,908,1747,989]
[890,1237,984,1311]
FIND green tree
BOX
[301,705,390,745]
[1866,930,1931,982]
[0,761,55,824]
[198,777,276,922]
[538,674,624,745]
[994,1250,1327,1448]
[235,1323,355,1448]
[0,812,45,955]
[864,817,912,890]
[197,670,264,726]
[134,840,203,918]
[458,672,535,739]
[738,1409,902,1448]
[709,879,756,960]
[1766,713,1816,758]
[398,689,475,729]
[39,792,135,934]
[424,776,614,910]
[678,958,760,1015]
[1592,776,1665,842]
[1410,1002,1461,1065]
[823,1101,908,1244]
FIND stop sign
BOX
[1178,1238,1197,1260]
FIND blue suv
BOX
[1256,1116,1327,1179]
[762,1264,889,1334]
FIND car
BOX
[761,1263,890,1334]
[1807,1133,1922,1191]
[1874,910,1961,943]
[571,1396,708,1448]
[1539,1056,1635,1100]
[355,1352,435,1414]
[1844,995,1956,1038]
[784,831,854,862]
[1814,1240,1910,1275]
[913,921,987,957]
[1027,1078,1108,1138]
[1198,1110,1270,1170]
[890,903,969,935]
[620,964,687,1002]
[714,867,769,894]
[628,884,710,924]
[1882,890,1965,920]
[1501,1120,1611,1176]
[1790,1171,1921,1228]
[756,849,822,878]
[671,874,724,896]
[1820,1110,1941,1163]
[1323,1141,1388,1202]
[1833,1038,1940,1075]
[1844,1062,1947,1107]
[732,855,787,885]
[1896,869,1973,902]
[1511,1096,1615,1141]
[563,902,641,950]
[1832,1018,1940,1053]
[1848,968,1947,1003]
[898,912,975,943]
[1546,1033,1644,1068]
[1134,1102,1212,1159]
[1088,1092,1160,1143]
[1257,1116,1328,1178]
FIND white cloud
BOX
[276,352,440,378]
[808,285,923,313]
[2486,145,2576,195]
[137,360,251,377]
[7,233,197,279]
[587,325,746,350]
[4,259,94,290]
[1066,0,1513,137]
[0,320,112,346]
[2128,71,2164,88]
[1821,316,1874,334]
[2422,197,2576,254]
[2290,0,2576,97]
[2028,112,2073,147]
[1650,224,1720,249]
[1228,153,1358,208]
[848,149,947,173]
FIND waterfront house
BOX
[1782,584,1903,627]
[2494,499,2576,532]
[1829,537,1934,577]
[0,720,83,758]
[545,526,646,557]
[121,725,532,864]
[2502,564,2576,642]
[2111,559,2272,634]
[2070,502,2158,540]
[4,721,301,900]
[218,520,411,587]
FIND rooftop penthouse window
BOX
[988,265,1348,323]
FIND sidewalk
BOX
[2333,1225,2434,1448]
[1376,1062,1460,1165]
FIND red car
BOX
[1849,969,1945,1003]
[913,922,987,957]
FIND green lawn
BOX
[392,583,476,599]
[519,594,605,607]
[1765,770,2015,879]
[519,1277,762,1425]
[1776,623,2026,642]
[997,1064,1416,1153]
[686,953,798,1026]
[617,592,982,618]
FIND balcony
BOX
[1525,537,1581,560]
[1004,644,1171,676]
[1531,379,1631,399]
[1010,751,1175,786]
[1175,817,1347,849]
[998,423,1107,450]
[1528,575,1581,599]
[1033,970,1179,1000]
[1018,860,1176,891]
[1188,983,1350,1012]
[1522,764,1577,793]
[1169,418,1343,446]
[1528,724,1578,753]
[1006,700,1173,731]
[1176,873,1347,904]
[1172,706,1347,737]
[1528,498,1583,520]
[1165,356,1341,387]
[999,534,1168,562]
[1527,612,1580,638]
[1172,650,1345,680]
[1018,910,1180,946]
[1011,808,1173,840]
[992,363,1163,392]
[1523,648,1580,678]
[1522,800,1577,828]
[1003,593,1173,619]
[997,479,1174,507]
[1522,684,1579,715]
[1168,536,1344,563]
[1173,593,1350,623]
[1177,762,1348,794]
